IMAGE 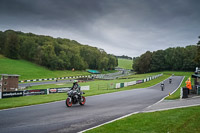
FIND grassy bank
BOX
[117,58,133,69]
[0,73,169,110]
[0,55,90,80]
[86,105,200,133]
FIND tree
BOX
[4,30,20,59]
[150,50,165,72]
[0,29,120,71]
[195,36,200,67]
[0,31,5,54]
[133,51,152,73]
[19,38,37,61]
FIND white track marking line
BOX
[79,76,185,133]
[146,76,184,109]
[79,103,200,133]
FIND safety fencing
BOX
[115,74,163,89]
[1,86,90,99]
[96,73,163,90]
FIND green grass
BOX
[163,71,193,100]
[26,72,165,90]
[86,105,200,133]
[0,55,90,80]
[0,73,169,110]
[118,58,133,69]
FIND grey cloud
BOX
[0,0,200,57]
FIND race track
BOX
[0,76,183,133]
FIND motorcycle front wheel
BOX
[79,96,86,105]
[66,97,73,107]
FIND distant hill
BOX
[117,58,133,70]
[0,55,89,80]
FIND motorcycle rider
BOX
[161,81,164,91]
[71,80,81,96]
[169,78,172,84]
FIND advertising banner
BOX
[120,83,124,88]
[127,81,136,86]
[124,82,128,87]
[115,83,120,89]
[2,91,24,98]
[136,80,143,84]
[49,87,71,93]
[81,86,90,90]
[23,89,47,96]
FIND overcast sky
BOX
[0,0,200,57]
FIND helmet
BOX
[73,80,78,83]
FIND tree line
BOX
[0,30,118,70]
[133,38,200,73]
[116,55,132,60]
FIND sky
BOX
[0,0,200,57]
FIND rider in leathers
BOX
[71,80,81,96]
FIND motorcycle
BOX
[169,78,172,84]
[66,90,86,107]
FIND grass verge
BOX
[0,56,90,80]
[85,105,200,133]
[117,58,133,69]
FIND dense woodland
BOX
[133,37,200,73]
[0,30,118,70]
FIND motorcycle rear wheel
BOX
[79,96,86,105]
[66,97,73,107]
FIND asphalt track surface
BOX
[0,76,183,133]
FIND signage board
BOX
[136,80,143,84]
[23,89,47,96]
[49,87,71,93]
[2,91,23,98]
